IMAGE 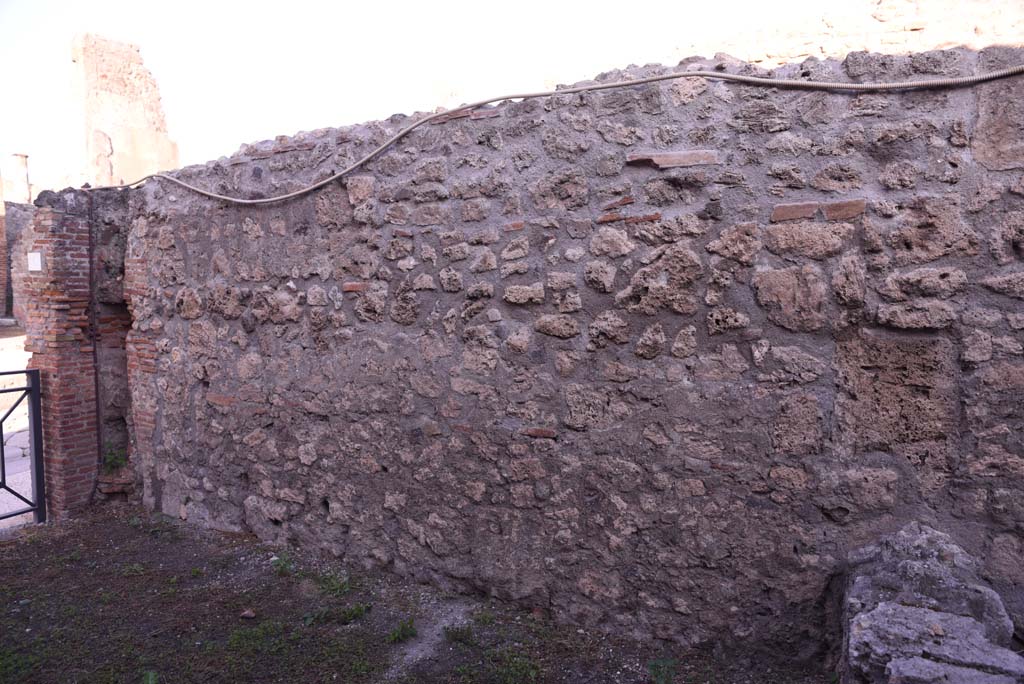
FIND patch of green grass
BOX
[315,572,351,597]
[102,443,128,473]
[190,567,203,578]
[443,624,476,646]
[302,607,331,627]
[472,609,496,626]
[59,550,82,564]
[270,553,295,577]
[386,617,417,644]
[141,670,159,684]
[648,657,677,684]
[121,563,146,577]
[339,603,371,624]
[491,648,540,684]
[302,602,371,627]
[227,620,294,656]
[0,648,37,681]
[454,663,480,683]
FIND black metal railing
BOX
[0,369,45,524]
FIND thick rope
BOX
[86,63,1024,206]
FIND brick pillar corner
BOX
[11,191,99,519]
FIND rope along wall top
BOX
[86,62,1024,206]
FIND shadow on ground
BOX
[0,506,831,683]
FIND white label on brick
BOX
[27,252,42,272]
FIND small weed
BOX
[454,663,479,683]
[472,609,496,626]
[227,620,293,655]
[190,567,203,578]
[141,671,158,684]
[315,572,351,597]
[167,576,179,586]
[491,648,540,684]
[302,607,331,627]
[386,617,417,644]
[128,515,144,528]
[270,553,295,577]
[347,658,372,676]
[338,603,371,625]
[102,443,128,473]
[121,563,146,577]
[443,624,476,646]
[648,657,677,684]
[60,550,82,564]
[0,648,37,680]
[302,602,370,627]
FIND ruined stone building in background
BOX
[70,33,178,188]
[0,33,178,319]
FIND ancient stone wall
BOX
[95,46,1024,654]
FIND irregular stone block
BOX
[982,271,1024,299]
[706,222,762,265]
[764,221,853,259]
[634,323,666,359]
[752,265,828,332]
[836,332,956,450]
[534,314,580,339]
[502,283,545,305]
[879,267,967,301]
[876,301,957,329]
[616,243,703,315]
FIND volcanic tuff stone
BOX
[840,524,1024,684]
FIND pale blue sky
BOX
[1,0,1019,191]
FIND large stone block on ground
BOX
[841,524,1024,684]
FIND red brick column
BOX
[12,198,99,518]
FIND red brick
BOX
[601,196,635,211]
[770,202,820,222]
[626,150,722,169]
[822,198,867,221]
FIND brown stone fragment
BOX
[626,150,722,169]
[341,282,368,293]
[624,213,661,225]
[601,196,635,211]
[522,427,557,439]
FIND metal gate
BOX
[0,370,45,524]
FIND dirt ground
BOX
[0,505,832,684]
